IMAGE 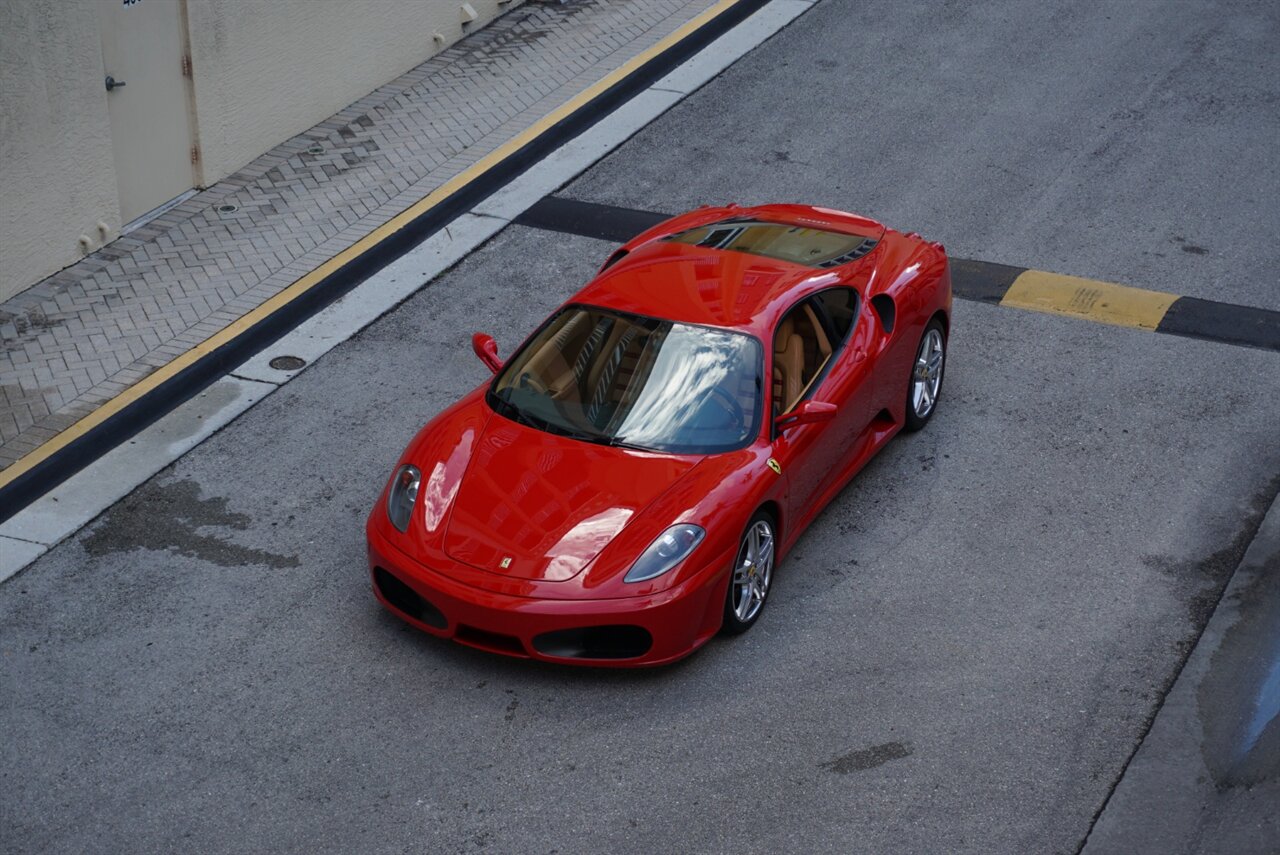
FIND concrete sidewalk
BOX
[0,0,718,474]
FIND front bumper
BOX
[367,524,730,667]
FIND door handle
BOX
[105,76,126,92]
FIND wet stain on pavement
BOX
[1144,473,1280,631]
[82,479,300,568]
[820,741,912,774]
[466,0,596,53]
[1137,473,1280,790]
[0,305,68,345]
[1173,235,1210,255]
[1196,528,1280,788]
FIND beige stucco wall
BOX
[0,0,121,302]
[0,0,521,302]
[187,0,520,182]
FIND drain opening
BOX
[269,355,307,371]
[217,204,239,214]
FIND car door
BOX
[771,287,874,517]
[809,287,878,464]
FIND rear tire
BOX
[903,319,946,433]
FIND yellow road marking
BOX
[0,0,745,491]
[1000,270,1179,331]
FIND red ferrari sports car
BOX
[367,203,951,666]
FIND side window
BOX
[771,299,833,416]
[771,288,859,416]
[813,287,858,342]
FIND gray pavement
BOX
[3,1,1279,853]
[1084,491,1280,854]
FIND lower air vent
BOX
[374,567,447,629]
[454,625,527,657]
[533,625,653,660]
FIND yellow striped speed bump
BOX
[515,197,1280,351]
[1000,270,1180,331]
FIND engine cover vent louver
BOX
[816,238,878,269]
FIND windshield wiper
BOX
[608,436,656,452]
[492,393,618,446]
[493,396,557,434]
[556,425,613,445]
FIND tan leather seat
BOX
[773,317,805,414]
[773,305,835,415]
[803,303,832,361]
[585,325,643,423]
[522,312,591,397]
[583,322,627,401]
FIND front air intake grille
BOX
[373,567,447,629]
[532,625,653,660]
[454,625,528,657]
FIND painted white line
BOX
[471,88,686,221]
[0,377,275,567]
[0,0,814,581]
[650,0,815,95]
[0,536,47,583]
[471,0,815,222]
[233,213,510,384]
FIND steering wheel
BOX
[704,386,746,430]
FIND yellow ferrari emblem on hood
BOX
[500,557,512,569]
[767,458,782,475]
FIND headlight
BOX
[624,524,705,583]
[386,464,420,532]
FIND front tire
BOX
[721,511,776,635]
[903,319,946,432]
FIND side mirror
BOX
[471,333,502,374]
[776,400,837,430]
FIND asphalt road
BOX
[4,1,1278,853]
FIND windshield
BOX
[489,306,763,454]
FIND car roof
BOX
[574,204,887,335]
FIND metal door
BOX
[98,0,196,223]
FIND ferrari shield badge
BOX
[767,458,782,475]
[500,556,513,569]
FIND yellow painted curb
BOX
[1001,270,1179,331]
[0,0,745,491]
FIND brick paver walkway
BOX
[0,0,717,472]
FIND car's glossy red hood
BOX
[442,415,698,582]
